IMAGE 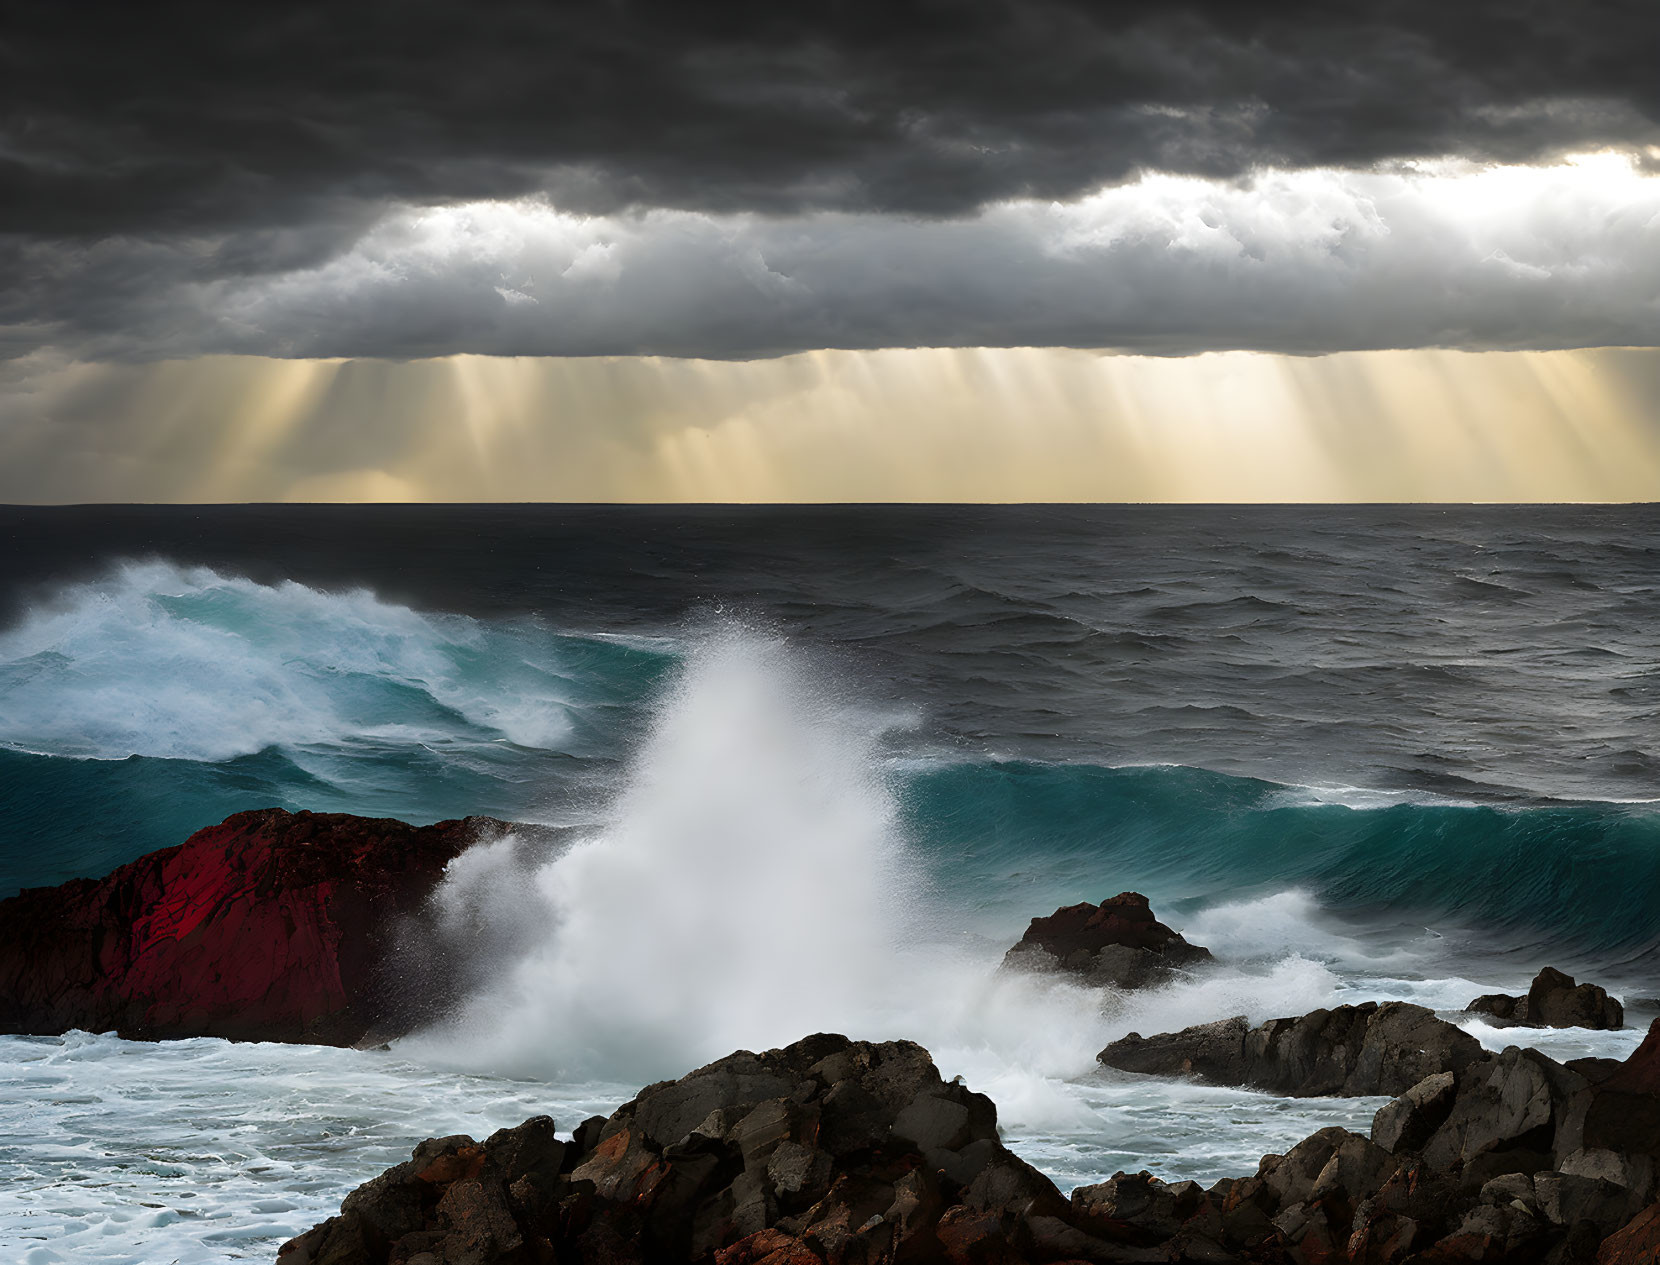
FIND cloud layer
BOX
[7,1,1660,235]
[7,156,1658,361]
[6,3,1659,363]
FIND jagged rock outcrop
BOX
[1002,891,1213,989]
[1465,968,1625,1031]
[280,1033,1129,1265]
[1098,1001,1485,1097]
[283,1021,1660,1264]
[0,808,541,1045]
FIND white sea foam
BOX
[1458,1018,1649,1063]
[0,1031,628,1264]
[0,562,625,762]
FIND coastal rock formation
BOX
[1098,1001,1485,1097]
[1002,891,1214,989]
[284,1021,1660,1264]
[280,1033,1118,1265]
[1465,967,1625,1030]
[0,808,531,1045]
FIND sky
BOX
[4,1,1659,502]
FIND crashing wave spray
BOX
[412,629,929,1082]
[408,626,1344,1107]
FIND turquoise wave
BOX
[0,562,682,892]
[3,563,1654,972]
[7,744,1657,971]
[899,761,1660,963]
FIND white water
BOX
[0,562,609,761]
[405,635,1351,1099]
[404,629,1650,1123]
[0,1031,628,1265]
[4,628,1651,1261]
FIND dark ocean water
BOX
[2,504,1657,976]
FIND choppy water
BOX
[0,504,1656,1260]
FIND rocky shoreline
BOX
[277,883,1655,1263]
[2,814,1652,1262]
[281,1020,1660,1264]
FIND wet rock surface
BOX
[281,1033,1104,1265]
[0,808,547,1045]
[1464,968,1625,1031]
[283,1020,1660,1263]
[1098,1002,1485,1098]
[1002,892,1214,989]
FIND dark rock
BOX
[1560,1149,1656,1206]
[280,1033,1091,1265]
[1553,1019,1660,1206]
[1465,994,1530,1025]
[1366,1157,1468,1244]
[1463,969,1623,1032]
[1421,1048,1570,1172]
[1097,1016,1252,1083]
[0,808,553,1045]
[1434,1199,1549,1259]
[1346,1203,1421,1264]
[1531,1171,1644,1237]
[1459,1149,1554,1193]
[1565,1058,1624,1086]
[1530,969,1624,1032]
[1099,1001,1483,1097]
[1260,1127,1401,1214]
[1003,892,1214,989]
[1373,1072,1458,1154]
[283,1019,1660,1265]
[1070,1169,1205,1244]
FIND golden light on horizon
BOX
[1,346,1657,504]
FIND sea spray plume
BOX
[401,626,1362,1131]
[407,628,926,1081]
[402,625,1131,1093]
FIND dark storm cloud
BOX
[5,0,1658,235]
[3,1,1659,361]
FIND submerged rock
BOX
[1099,1001,1485,1097]
[1002,891,1214,989]
[0,808,543,1045]
[1463,967,1624,1031]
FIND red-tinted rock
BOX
[1015,892,1175,956]
[0,808,517,1045]
[1598,1201,1660,1264]
[1596,1018,1660,1098]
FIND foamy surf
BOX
[4,506,1659,1263]
[0,561,668,763]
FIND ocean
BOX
[1,504,1656,1262]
